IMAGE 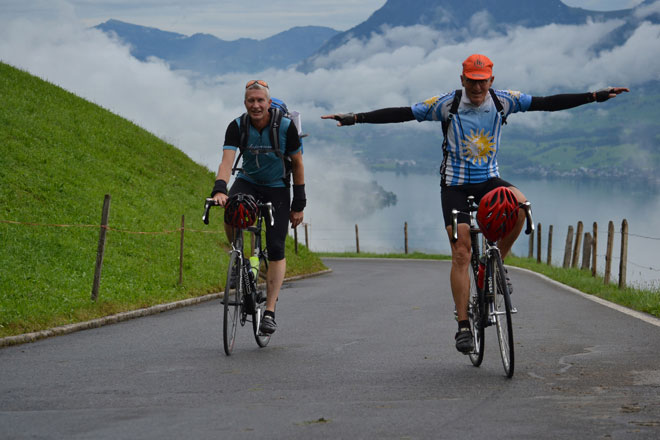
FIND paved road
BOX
[1,258,659,439]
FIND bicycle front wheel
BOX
[223,252,242,356]
[252,294,271,348]
[468,262,485,367]
[492,256,514,378]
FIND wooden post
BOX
[581,232,592,270]
[563,225,573,268]
[179,215,184,285]
[619,219,628,289]
[536,223,542,263]
[293,226,298,255]
[571,221,583,268]
[592,222,598,277]
[404,222,409,255]
[355,224,360,254]
[528,229,534,259]
[604,221,614,284]
[92,194,111,301]
[304,223,309,249]
[547,225,553,266]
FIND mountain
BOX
[94,19,340,75]
[300,0,658,71]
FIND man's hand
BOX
[212,192,228,207]
[290,210,304,228]
[594,87,630,102]
[321,113,356,126]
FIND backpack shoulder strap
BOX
[489,88,507,125]
[231,113,249,175]
[442,89,462,138]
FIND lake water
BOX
[302,171,660,289]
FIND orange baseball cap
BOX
[462,54,493,80]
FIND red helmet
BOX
[476,187,519,242]
[224,194,258,229]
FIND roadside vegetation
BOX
[0,62,325,338]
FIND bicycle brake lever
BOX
[202,197,216,225]
[522,202,534,235]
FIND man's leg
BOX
[447,223,475,353]
[265,258,285,312]
[447,223,472,322]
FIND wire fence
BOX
[3,196,659,296]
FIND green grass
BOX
[0,62,325,338]
[320,252,660,319]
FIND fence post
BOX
[91,194,111,301]
[581,232,592,270]
[536,223,542,263]
[619,219,628,289]
[547,225,553,265]
[571,221,583,268]
[294,226,298,255]
[355,224,360,254]
[604,221,614,284]
[404,222,408,255]
[591,222,598,277]
[563,225,574,268]
[179,214,184,285]
[304,223,309,249]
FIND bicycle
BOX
[451,196,533,378]
[203,196,274,356]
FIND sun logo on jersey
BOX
[461,129,496,165]
[423,96,440,107]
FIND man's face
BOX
[244,88,271,125]
[461,75,494,106]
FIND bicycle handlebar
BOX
[202,197,274,227]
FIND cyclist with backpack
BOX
[321,54,628,354]
[211,79,306,335]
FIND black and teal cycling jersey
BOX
[223,114,301,188]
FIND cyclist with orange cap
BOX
[322,54,628,353]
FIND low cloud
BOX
[1,4,659,249]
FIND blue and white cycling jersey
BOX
[411,89,532,186]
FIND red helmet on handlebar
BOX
[476,187,519,242]
[224,193,258,229]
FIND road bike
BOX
[203,196,273,356]
[451,196,533,378]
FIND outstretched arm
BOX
[529,87,629,112]
[321,107,415,126]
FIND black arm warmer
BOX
[211,179,227,197]
[291,184,306,212]
[356,107,415,124]
[528,93,593,112]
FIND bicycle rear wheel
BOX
[468,263,485,367]
[223,252,242,356]
[492,255,514,378]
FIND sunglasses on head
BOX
[245,79,269,89]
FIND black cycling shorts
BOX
[228,178,290,261]
[441,177,515,227]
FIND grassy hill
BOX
[0,62,325,338]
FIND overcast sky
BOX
[0,0,647,40]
